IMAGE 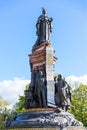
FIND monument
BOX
[5,9,85,130]
[24,8,57,109]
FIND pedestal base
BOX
[6,127,86,130]
[6,108,85,130]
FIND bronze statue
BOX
[32,8,53,52]
[35,70,47,108]
[24,69,47,108]
[55,74,72,111]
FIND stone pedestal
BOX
[6,127,86,130]
[29,41,57,105]
[6,109,85,130]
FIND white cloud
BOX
[0,77,30,107]
[65,75,87,90]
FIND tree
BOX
[0,96,9,130]
[69,84,87,126]
[0,96,9,110]
[13,84,29,113]
[0,113,4,130]
[13,95,25,113]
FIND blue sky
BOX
[0,0,87,81]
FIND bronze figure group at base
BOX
[24,72,71,112]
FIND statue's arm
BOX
[49,17,53,33]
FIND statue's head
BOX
[58,74,62,81]
[39,70,43,77]
[42,8,46,15]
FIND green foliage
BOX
[0,107,17,129]
[0,96,9,110]
[69,84,87,126]
[25,84,29,90]
[0,113,4,130]
[0,96,9,130]
[13,84,30,113]
[54,73,58,81]
[13,95,25,113]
